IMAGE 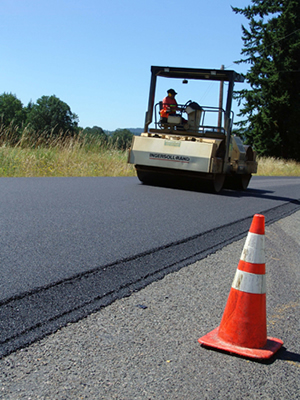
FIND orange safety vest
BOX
[160,96,178,118]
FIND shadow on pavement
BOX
[201,345,300,365]
[276,347,300,363]
[139,178,300,206]
[221,187,300,205]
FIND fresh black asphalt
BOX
[1,176,300,357]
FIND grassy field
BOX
[0,144,135,177]
[0,127,299,177]
[256,156,300,176]
[0,127,136,177]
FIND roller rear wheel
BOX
[239,174,252,190]
[224,174,252,191]
[210,174,225,193]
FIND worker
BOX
[160,89,187,126]
[160,89,179,120]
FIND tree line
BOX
[0,93,133,150]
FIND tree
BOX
[232,0,300,160]
[110,129,133,150]
[83,126,108,143]
[27,95,79,136]
[0,93,26,127]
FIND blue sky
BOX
[2,0,251,131]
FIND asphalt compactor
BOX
[128,66,257,193]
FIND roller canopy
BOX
[151,66,244,83]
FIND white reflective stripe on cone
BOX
[231,270,266,294]
[240,232,265,264]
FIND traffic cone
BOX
[198,214,283,359]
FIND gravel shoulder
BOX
[1,211,299,400]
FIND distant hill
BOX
[127,128,144,135]
[104,128,144,136]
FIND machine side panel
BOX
[129,136,214,173]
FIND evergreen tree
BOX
[232,0,300,160]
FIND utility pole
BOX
[218,64,224,130]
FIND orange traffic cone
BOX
[198,214,283,359]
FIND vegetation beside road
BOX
[0,126,135,177]
[232,1,300,162]
[256,157,300,177]
[0,127,299,178]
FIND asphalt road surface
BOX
[1,208,299,399]
[0,176,300,358]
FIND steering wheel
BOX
[181,100,192,112]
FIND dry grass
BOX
[0,125,299,177]
[256,157,300,176]
[0,145,136,177]
[0,125,135,177]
